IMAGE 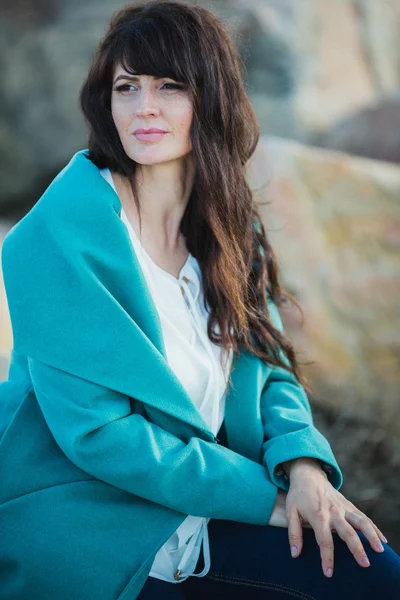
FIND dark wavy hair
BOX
[79,0,311,394]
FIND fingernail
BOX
[361,556,370,566]
[376,542,384,552]
[383,536,388,544]
[291,546,298,557]
[325,568,333,578]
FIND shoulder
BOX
[3,151,121,256]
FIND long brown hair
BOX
[79,0,311,394]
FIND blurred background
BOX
[1,0,399,550]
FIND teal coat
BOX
[0,150,342,599]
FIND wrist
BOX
[279,457,328,478]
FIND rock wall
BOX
[248,136,400,424]
[313,94,400,163]
[1,0,399,215]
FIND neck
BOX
[115,154,195,252]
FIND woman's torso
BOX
[99,166,233,583]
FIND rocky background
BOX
[1,0,399,551]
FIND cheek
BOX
[175,103,193,136]
[111,101,131,133]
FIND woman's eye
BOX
[114,84,136,93]
[114,82,185,93]
[162,83,185,90]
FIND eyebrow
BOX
[113,75,169,85]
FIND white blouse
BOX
[99,168,234,584]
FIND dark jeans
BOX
[137,518,400,599]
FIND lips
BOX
[133,128,167,134]
[133,129,168,142]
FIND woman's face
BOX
[111,64,193,166]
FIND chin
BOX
[131,153,190,166]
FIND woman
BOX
[1,1,399,599]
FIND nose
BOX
[135,87,160,118]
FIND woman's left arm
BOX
[261,298,343,492]
[261,298,387,578]
[260,360,343,492]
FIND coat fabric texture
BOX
[0,149,343,599]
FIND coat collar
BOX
[6,149,253,444]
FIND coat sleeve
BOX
[28,357,279,525]
[261,298,343,492]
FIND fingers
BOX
[309,512,335,578]
[285,488,389,579]
[373,525,388,544]
[361,515,387,544]
[345,511,386,553]
[333,516,372,568]
[345,501,388,544]
[287,509,304,558]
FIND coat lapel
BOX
[6,149,252,446]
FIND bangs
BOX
[114,16,197,84]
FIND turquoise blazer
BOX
[0,150,342,599]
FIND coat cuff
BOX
[262,425,343,492]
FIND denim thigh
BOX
[182,519,400,600]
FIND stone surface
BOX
[247,136,400,426]
[2,0,400,214]
[312,94,400,163]
[293,0,377,133]
[353,0,400,94]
